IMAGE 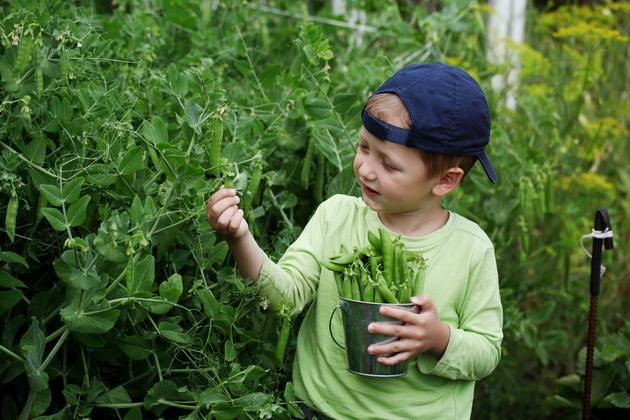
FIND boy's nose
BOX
[357,159,376,180]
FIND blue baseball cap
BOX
[362,62,496,183]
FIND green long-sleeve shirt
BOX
[258,195,502,419]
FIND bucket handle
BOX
[328,303,344,350]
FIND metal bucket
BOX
[329,297,416,378]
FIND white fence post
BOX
[487,0,527,109]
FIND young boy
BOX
[206,62,503,419]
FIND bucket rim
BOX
[338,296,416,308]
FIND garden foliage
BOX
[0,0,628,418]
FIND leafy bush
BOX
[0,0,628,418]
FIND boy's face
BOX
[353,126,440,215]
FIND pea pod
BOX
[14,32,33,75]
[334,272,344,297]
[341,275,352,299]
[360,268,373,301]
[208,115,224,176]
[379,228,394,286]
[329,251,355,265]
[398,283,411,303]
[322,260,346,272]
[393,244,401,285]
[373,289,383,303]
[369,254,379,282]
[5,191,18,242]
[376,272,399,304]
[243,157,262,219]
[412,268,426,297]
[399,243,409,287]
[33,38,43,97]
[367,230,381,251]
[330,246,370,265]
[363,281,374,302]
[275,317,291,364]
[350,275,361,301]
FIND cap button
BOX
[428,87,436,94]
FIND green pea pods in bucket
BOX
[329,297,417,377]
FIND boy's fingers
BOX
[227,208,245,234]
[379,306,419,323]
[208,187,236,207]
[368,322,410,338]
[215,205,238,230]
[368,337,413,356]
[207,195,241,223]
[376,351,412,366]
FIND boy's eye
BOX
[382,160,397,171]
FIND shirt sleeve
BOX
[416,247,503,381]
[256,198,332,316]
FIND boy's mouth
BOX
[362,184,379,196]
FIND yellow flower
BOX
[553,21,628,44]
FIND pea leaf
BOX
[199,387,228,407]
[158,321,190,344]
[0,251,29,268]
[66,195,91,227]
[29,388,52,418]
[166,63,188,97]
[41,207,67,231]
[129,195,145,226]
[61,177,85,204]
[130,255,154,296]
[144,380,179,408]
[54,250,102,290]
[118,146,145,176]
[39,184,63,206]
[92,385,132,404]
[184,100,204,134]
[235,392,272,410]
[0,269,26,288]
[197,288,220,318]
[303,98,331,119]
[20,318,49,392]
[115,335,153,360]
[141,116,168,145]
[159,273,182,302]
[39,177,85,206]
[85,163,117,186]
[60,305,120,334]
[224,340,237,361]
[0,290,23,315]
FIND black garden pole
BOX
[582,209,614,420]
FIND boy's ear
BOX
[432,167,464,197]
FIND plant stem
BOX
[153,352,163,382]
[45,325,67,343]
[267,189,293,229]
[0,343,25,363]
[41,327,69,371]
[0,142,58,179]
[157,399,196,410]
[93,402,145,408]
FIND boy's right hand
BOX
[206,186,249,240]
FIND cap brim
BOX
[478,152,497,183]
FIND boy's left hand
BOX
[366,293,451,365]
